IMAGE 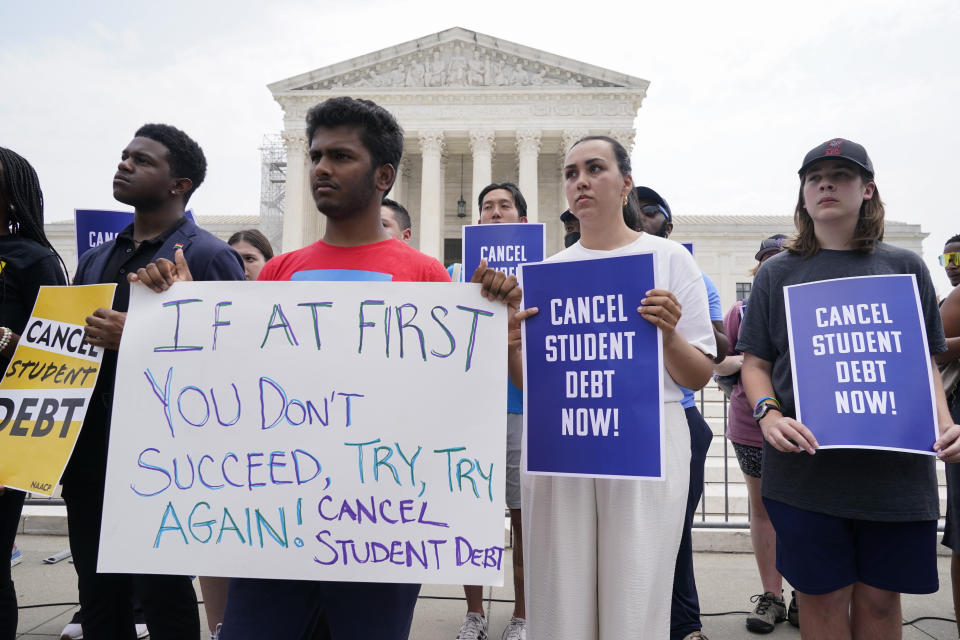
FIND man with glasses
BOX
[941,238,960,289]
[634,186,728,640]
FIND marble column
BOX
[561,128,589,155]
[469,130,495,218]
[609,128,637,154]
[390,158,407,205]
[418,132,445,260]
[280,130,312,253]
[516,129,541,223]
[439,152,447,256]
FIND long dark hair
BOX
[0,147,69,280]
[228,229,274,261]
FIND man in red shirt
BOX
[258,100,447,284]
[133,97,521,640]
[229,97,448,639]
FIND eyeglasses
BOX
[640,204,668,218]
[940,252,960,268]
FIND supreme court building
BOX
[262,27,926,311]
[267,27,648,262]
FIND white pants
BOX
[521,402,690,640]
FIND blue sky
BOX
[1,0,957,293]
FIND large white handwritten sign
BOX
[98,281,507,585]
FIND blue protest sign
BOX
[520,253,663,478]
[75,210,132,259]
[75,210,197,259]
[784,274,938,454]
[462,223,545,278]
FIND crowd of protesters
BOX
[2,96,959,640]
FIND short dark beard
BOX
[315,166,379,219]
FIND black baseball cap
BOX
[755,234,789,261]
[798,138,874,178]
[634,186,672,221]
[560,209,577,223]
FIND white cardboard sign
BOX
[98,281,507,586]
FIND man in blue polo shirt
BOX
[634,186,728,640]
[455,182,529,640]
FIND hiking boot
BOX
[456,612,488,640]
[746,591,787,633]
[788,590,799,627]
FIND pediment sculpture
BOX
[296,43,622,91]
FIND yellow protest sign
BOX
[0,284,116,495]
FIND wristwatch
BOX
[753,401,782,424]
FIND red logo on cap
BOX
[825,139,844,156]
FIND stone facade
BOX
[268,27,649,259]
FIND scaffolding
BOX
[259,134,286,252]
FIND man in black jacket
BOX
[65,123,243,640]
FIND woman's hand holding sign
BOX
[639,288,682,336]
[641,288,714,390]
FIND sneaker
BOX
[10,546,22,568]
[60,622,83,640]
[59,622,147,639]
[746,591,787,633]
[501,617,526,640]
[456,612,488,640]
[787,590,799,627]
[682,633,710,640]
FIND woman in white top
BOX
[515,136,716,640]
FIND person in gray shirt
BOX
[738,138,960,638]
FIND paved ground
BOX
[11,533,959,639]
